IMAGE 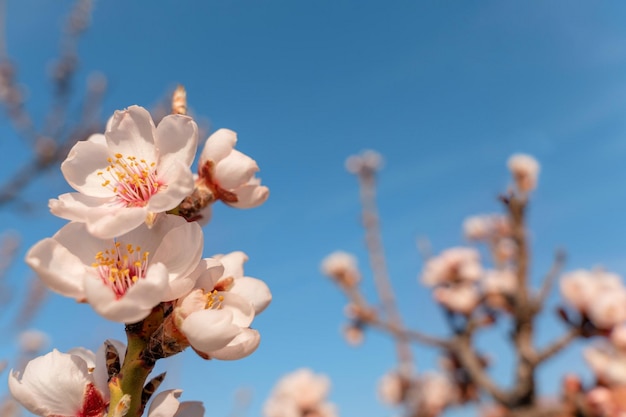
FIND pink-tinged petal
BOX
[176,290,207,318]
[214,150,259,190]
[148,389,184,417]
[151,215,203,287]
[175,401,205,417]
[9,350,102,417]
[221,292,255,328]
[49,193,114,223]
[230,277,272,315]
[210,328,260,360]
[84,262,169,323]
[194,258,225,290]
[83,206,148,239]
[25,238,86,299]
[87,133,107,145]
[199,129,237,166]
[61,140,115,197]
[214,251,248,279]
[147,160,195,212]
[181,309,240,353]
[155,114,198,168]
[52,222,110,267]
[67,347,96,369]
[106,105,158,161]
[228,182,269,209]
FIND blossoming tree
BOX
[322,151,626,417]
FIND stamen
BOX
[92,240,150,299]
[98,152,163,207]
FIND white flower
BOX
[560,269,624,317]
[320,251,360,287]
[264,369,337,417]
[422,247,482,287]
[482,269,517,296]
[172,251,271,360]
[18,330,49,353]
[584,344,626,386]
[49,105,198,239]
[507,153,540,193]
[9,349,108,417]
[148,390,204,417]
[26,214,203,323]
[414,373,458,416]
[433,284,481,315]
[198,129,269,209]
[588,290,626,330]
[378,372,404,405]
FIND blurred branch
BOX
[536,250,566,310]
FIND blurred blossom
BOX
[421,247,482,287]
[377,372,405,405]
[584,344,626,386]
[18,330,49,353]
[320,251,361,287]
[264,369,337,417]
[147,389,205,417]
[462,214,510,241]
[587,289,626,330]
[560,269,623,311]
[611,324,626,350]
[198,128,269,209]
[433,284,480,315]
[414,372,459,417]
[507,153,540,193]
[494,238,516,263]
[482,269,517,296]
[345,150,383,174]
[342,324,364,346]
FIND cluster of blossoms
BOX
[263,369,338,417]
[10,103,271,417]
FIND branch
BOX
[533,327,581,365]
[536,249,566,310]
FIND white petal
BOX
[25,237,86,300]
[210,329,260,360]
[9,350,96,416]
[61,140,116,197]
[228,183,269,209]
[221,292,256,328]
[230,277,272,315]
[214,150,258,190]
[84,206,148,239]
[194,258,225,290]
[106,105,158,162]
[199,128,237,166]
[181,309,240,353]
[49,192,115,223]
[155,114,198,168]
[147,160,195,212]
[214,251,248,280]
[149,389,183,417]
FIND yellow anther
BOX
[115,153,123,159]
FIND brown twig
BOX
[535,250,566,311]
[533,327,581,365]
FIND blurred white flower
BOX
[433,284,480,315]
[345,150,383,174]
[422,247,482,287]
[584,344,626,386]
[18,330,49,353]
[378,372,404,405]
[264,369,337,417]
[507,153,540,193]
[198,129,269,209]
[320,251,361,287]
[148,389,204,417]
[50,105,198,239]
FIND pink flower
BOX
[433,284,481,315]
[172,251,272,360]
[422,247,482,287]
[198,129,269,209]
[560,269,624,318]
[378,372,404,405]
[50,106,198,239]
[584,344,626,386]
[463,214,510,241]
[26,215,203,323]
[9,349,108,417]
[507,153,540,193]
[320,251,361,287]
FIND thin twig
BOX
[536,249,566,310]
[533,327,581,365]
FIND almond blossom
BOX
[264,369,337,417]
[320,251,361,287]
[49,105,198,239]
[421,247,482,287]
[198,128,269,209]
[507,153,540,193]
[172,251,272,360]
[9,349,108,417]
[25,214,203,323]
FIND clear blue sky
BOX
[2,1,626,416]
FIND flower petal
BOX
[228,181,269,209]
[194,258,225,290]
[148,389,183,417]
[49,193,115,223]
[214,150,258,190]
[210,328,260,360]
[61,140,115,197]
[147,160,195,212]
[83,206,148,239]
[199,128,237,165]
[230,277,272,315]
[155,114,198,168]
[106,105,158,161]
[181,309,240,353]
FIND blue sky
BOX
[2,1,626,416]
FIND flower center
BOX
[97,153,162,207]
[204,289,225,310]
[92,242,150,299]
